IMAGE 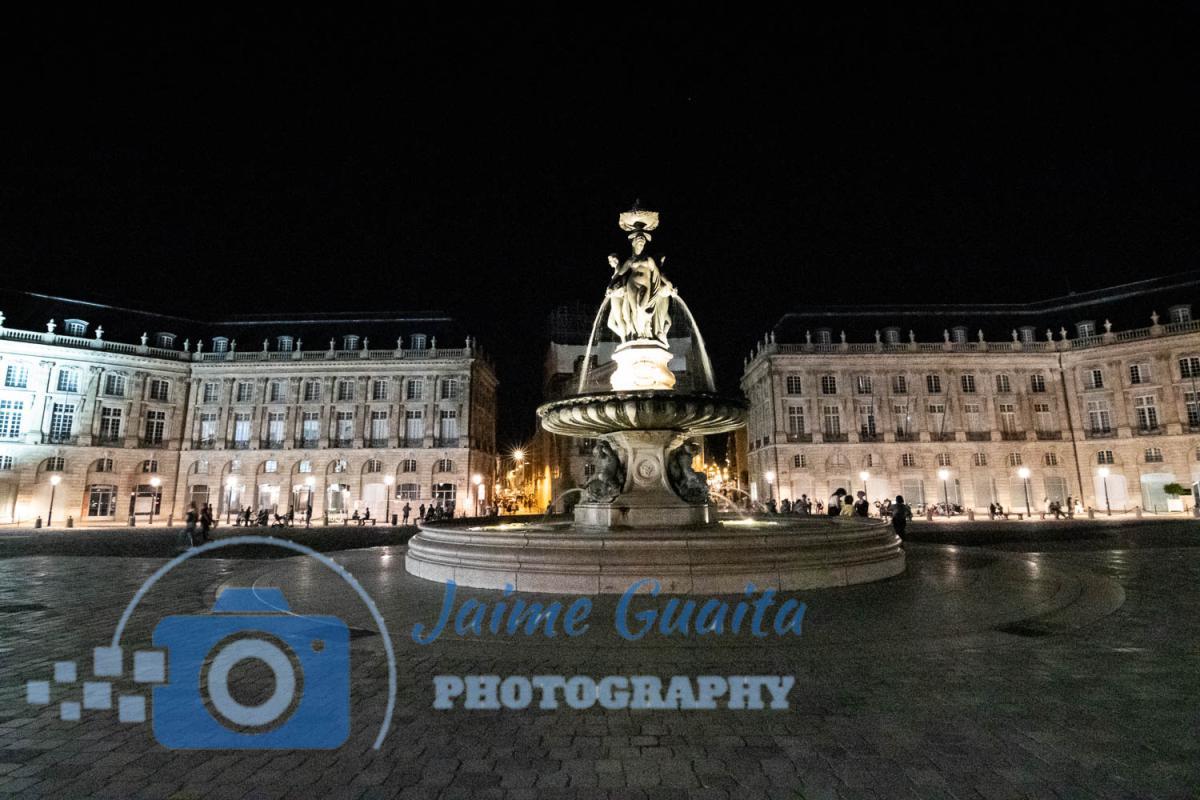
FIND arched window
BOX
[64,319,88,336]
[411,334,427,350]
[45,457,65,472]
[1145,447,1164,463]
[277,336,294,352]
[793,454,807,468]
[1044,452,1058,466]
[297,460,312,473]
[827,453,849,470]
[1006,453,1023,467]
[332,459,347,473]
[155,332,176,349]
[401,459,417,473]
[900,453,917,468]
[972,453,987,467]
[936,453,952,467]
[141,460,158,473]
[1097,450,1114,465]
[212,337,229,353]
[365,459,382,473]
[436,458,454,473]
[94,458,113,472]
[342,335,359,351]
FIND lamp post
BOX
[937,468,950,515]
[305,476,316,525]
[384,475,394,524]
[1098,466,1112,516]
[225,476,237,525]
[859,470,870,497]
[1018,466,1032,517]
[765,470,776,503]
[47,475,61,527]
[148,476,161,525]
[472,473,483,516]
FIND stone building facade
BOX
[0,291,498,526]
[741,273,1200,514]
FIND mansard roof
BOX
[771,270,1200,343]
[0,288,471,351]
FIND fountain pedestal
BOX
[574,430,709,528]
[610,340,676,391]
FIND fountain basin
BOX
[406,516,906,594]
[537,391,746,437]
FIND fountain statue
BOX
[406,207,905,594]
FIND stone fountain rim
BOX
[536,390,748,419]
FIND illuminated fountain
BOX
[407,208,905,593]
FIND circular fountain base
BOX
[405,517,906,594]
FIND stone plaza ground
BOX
[0,519,1197,799]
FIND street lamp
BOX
[148,476,161,525]
[1098,466,1112,516]
[765,470,776,502]
[305,476,316,526]
[47,475,61,527]
[472,473,483,516]
[1017,466,1032,517]
[937,468,950,515]
[384,475,394,524]
[859,470,870,497]
[225,476,237,525]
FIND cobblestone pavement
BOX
[0,523,1197,798]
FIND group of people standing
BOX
[765,488,913,539]
[183,502,214,546]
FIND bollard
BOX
[1088,507,1095,519]
[66,516,73,529]
[392,513,398,526]
[925,508,933,521]
[1135,506,1142,518]
[967,508,975,521]
[128,514,136,526]
[34,516,42,529]
[167,513,174,527]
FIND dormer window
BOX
[212,337,230,353]
[411,334,427,350]
[1018,326,1036,344]
[277,336,294,352]
[815,328,833,345]
[1076,321,1097,338]
[951,326,968,344]
[1170,304,1192,324]
[882,327,901,345]
[155,332,176,349]
[64,319,88,337]
[343,335,360,351]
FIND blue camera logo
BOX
[152,587,349,749]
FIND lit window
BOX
[583,463,596,478]
[397,483,420,500]
[56,370,79,393]
[49,403,75,442]
[1018,327,1036,344]
[0,455,12,471]
[0,400,25,439]
[1145,447,1164,463]
[333,459,347,473]
[64,319,88,336]
[264,460,278,474]
[298,460,312,473]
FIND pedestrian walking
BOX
[891,495,912,540]
[402,503,411,524]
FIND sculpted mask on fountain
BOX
[585,440,626,502]
[667,441,708,504]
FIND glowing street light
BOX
[765,470,776,502]
[937,468,950,515]
[472,473,483,515]
[304,476,316,527]
[384,475,394,524]
[859,470,870,496]
[1098,466,1112,516]
[148,476,162,525]
[47,474,61,527]
[1017,466,1032,517]
[225,476,238,525]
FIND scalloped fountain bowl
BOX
[537,390,747,437]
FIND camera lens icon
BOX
[152,587,349,750]
[201,632,302,733]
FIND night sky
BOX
[3,9,1200,446]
